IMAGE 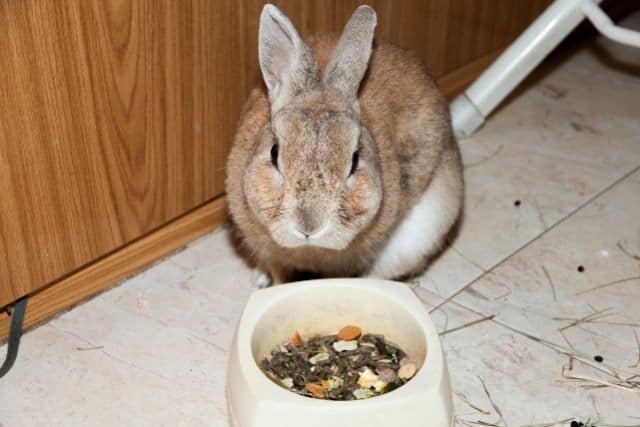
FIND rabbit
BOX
[226,4,463,286]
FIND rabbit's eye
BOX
[349,150,359,176]
[271,144,279,170]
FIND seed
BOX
[305,383,326,398]
[514,200,521,207]
[373,380,388,393]
[398,362,417,380]
[353,388,375,400]
[338,325,362,340]
[308,352,330,365]
[376,367,398,383]
[399,357,414,366]
[291,331,303,347]
[333,340,358,352]
[321,376,344,391]
[577,265,585,273]
[357,367,380,388]
[594,355,604,363]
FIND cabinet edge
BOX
[0,196,227,342]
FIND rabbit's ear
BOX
[259,4,320,111]
[324,6,377,103]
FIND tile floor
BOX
[2,14,640,427]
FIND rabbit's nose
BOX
[297,210,321,238]
[297,229,311,239]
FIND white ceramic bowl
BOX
[226,278,453,427]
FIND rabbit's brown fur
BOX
[226,5,463,284]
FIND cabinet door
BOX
[0,1,243,306]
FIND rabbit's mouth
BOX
[269,219,351,251]
[291,222,332,245]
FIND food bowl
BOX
[226,278,453,427]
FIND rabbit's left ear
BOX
[323,6,377,103]
[259,4,320,112]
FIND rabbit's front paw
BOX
[252,269,273,288]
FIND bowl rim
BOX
[235,278,445,406]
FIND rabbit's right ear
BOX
[259,4,320,112]
[324,6,377,104]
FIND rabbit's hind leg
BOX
[369,148,463,280]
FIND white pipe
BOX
[581,0,640,47]
[451,0,596,138]
[452,0,640,138]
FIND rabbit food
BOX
[259,325,417,400]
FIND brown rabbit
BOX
[226,4,463,286]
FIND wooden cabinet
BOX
[0,1,242,305]
[0,0,552,334]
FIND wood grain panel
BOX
[0,196,226,342]
[0,1,243,306]
[437,49,504,99]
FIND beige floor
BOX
[2,16,640,427]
